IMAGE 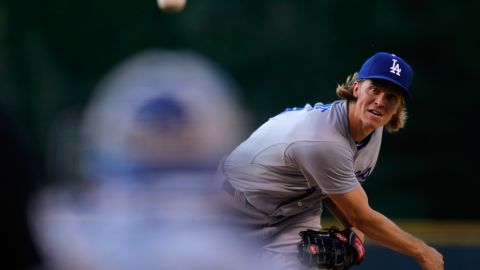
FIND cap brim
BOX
[359,75,411,99]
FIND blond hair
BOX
[336,72,407,133]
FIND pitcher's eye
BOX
[386,93,399,102]
[370,87,380,95]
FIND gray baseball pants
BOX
[218,181,324,270]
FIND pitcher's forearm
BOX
[353,210,424,258]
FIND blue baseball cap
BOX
[357,52,413,99]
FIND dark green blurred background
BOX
[2,0,480,269]
[2,0,479,218]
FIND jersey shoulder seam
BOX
[284,140,353,165]
[249,142,290,164]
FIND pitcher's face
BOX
[352,79,403,130]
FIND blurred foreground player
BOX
[30,50,264,270]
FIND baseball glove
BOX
[297,226,365,270]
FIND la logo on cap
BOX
[390,58,402,76]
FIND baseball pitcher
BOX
[217,52,444,270]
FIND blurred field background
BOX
[1,0,479,269]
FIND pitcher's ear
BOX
[353,81,360,98]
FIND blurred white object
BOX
[157,0,187,13]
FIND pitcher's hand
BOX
[416,244,444,270]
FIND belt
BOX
[222,180,236,196]
[223,180,316,197]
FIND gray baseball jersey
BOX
[222,100,382,218]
